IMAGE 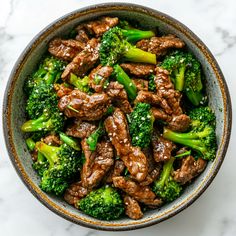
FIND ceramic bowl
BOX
[3,3,232,231]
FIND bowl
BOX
[3,2,232,231]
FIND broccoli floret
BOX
[128,103,154,148]
[25,137,36,151]
[86,121,105,151]
[148,74,156,92]
[25,56,66,95]
[35,141,82,195]
[113,64,137,100]
[161,50,204,106]
[59,132,80,151]
[99,27,156,66]
[68,73,90,92]
[153,157,182,202]
[79,186,124,220]
[32,152,49,177]
[21,107,64,133]
[163,106,217,160]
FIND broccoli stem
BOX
[124,46,157,65]
[113,64,137,100]
[186,90,204,106]
[121,29,155,42]
[25,137,36,151]
[175,150,191,158]
[175,66,186,91]
[68,73,89,92]
[59,132,80,151]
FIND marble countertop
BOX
[0,0,235,235]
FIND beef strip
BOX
[43,134,62,146]
[113,176,162,206]
[120,63,155,77]
[104,109,148,182]
[81,139,114,189]
[48,38,85,61]
[136,35,185,58]
[58,89,111,120]
[132,79,149,91]
[61,38,100,79]
[80,17,119,37]
[106,82,132,114]
[54,84,73,98]
[106,160,125,183]
[64,181,88,207]
[66,119,97,139]
[89,65,113,92]
[152,131,175,162]
[173,156,207,185]
[124,195,143,220]
[75,29,90,44]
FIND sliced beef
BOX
[104,109,148,182]
[167,114,191,132]
[81,139,114,189]
[58,89,111,120]
[151,107,170,121]
[173,156,207,185]
[120,63,155,77]
[106,81,132,114]
[136,35,185,58]
[43,134,62,146]
[54,83,73,98]
[66,119,97,139]
[113,176,162,206]
[64,181,88,207]
[89,65,113,92]
[75,29,90,43]
[106,160,125,183]
[48,38,84,61]
[152,131,175,162]
[61,38,100,79]
[132,79,149,91]
[124,195,143,220]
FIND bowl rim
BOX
[2,2,232,231]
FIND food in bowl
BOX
[20,16,217,221]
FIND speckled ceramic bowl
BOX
[3,3,232,231]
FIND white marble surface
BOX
[0,0,235,235]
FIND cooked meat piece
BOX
[136,35,185,58]
[58,89,111,120]
[152,132,175,162]
[104,109,148,181]
[124,195,143,220]
[89,65,113,92]
[64,181,88,207]
[167,114,191,132]
[113,176,162,206]
[61,38,100,79]
[31,149,38,162]
[66,119,97,139]
[135,90,172,114]
[120,63,155,77]
[75,29,90,43]
[173,156,207,185]
[81,139,114,189]
[154,67,182,115]
[106,160,125,183]
[54,84,73,98]
[106,82,132,114]
[151,107,170,121]
[48,38,85,61]
[81,17,119,37]
[43,134,62,146]
[132,79,149,91]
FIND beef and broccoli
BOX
[21,16,217,221]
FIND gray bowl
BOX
[2,2,232,231]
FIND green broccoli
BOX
[161,50,204,106]
[153,157,182,202]
[128,103,154,148]
[59,132,80,151]
[148,74,156,92]
[163,106,217,160]
[121,28,155,43]
[32,152,49,177]
[68,73,90,92]
[113,64,137,100]
[35,141,82,195]
[25,137,36,151]
[99,27,156,66]
[79,186,124,220]
[86,121,105,151]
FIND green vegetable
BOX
[128,103,154,148]
[163,106,217,160]
[25,137,36,151]
[59,132,80,151]
[121,28,155,43]
[175,150,191,158]
[148,74,156,92]
[79,186,124,220]
[99,27,156,66]
[68,73,90,92]
[153,157,182,202]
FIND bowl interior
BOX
[4,4,231,231]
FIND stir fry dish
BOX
[21,16,217,220]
